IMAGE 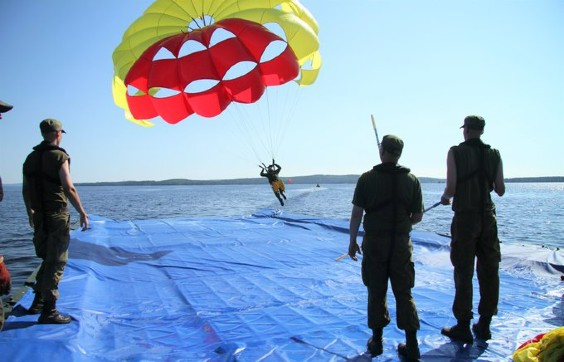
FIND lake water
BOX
[1,182,562,292]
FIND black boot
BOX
[398,330,420,361]
[441,320,473,344]
[367,328,383,356]
[472,316,492,340]
[38,300,71,324]
[27,293,44,315]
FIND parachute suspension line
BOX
[186,1,217,31]
[259,86,289,160]
[187,14,203,31]
[226,102,267,165]
[264,83,302,160]
[201,0,220,27]
[264,89,276,161]
[186,1,206,31]
[238,86,278,161]
[187,16,200,31]
[258,92,278,161]
[225,82,302,166]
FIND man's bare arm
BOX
[348,205,363,261]
[441,149,457,204]
[59,161,89,230]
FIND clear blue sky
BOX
[1,1,562,184]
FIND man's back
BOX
[23,143,69,212]
[451,138,501,213]
[353,163,422,233]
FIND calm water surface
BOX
[1,182,562,291]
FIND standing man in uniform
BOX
[0,99,13,200]
[22,118,89,324]
[440,115,505,343]
[349,135,424,361]
[0,100,13,331]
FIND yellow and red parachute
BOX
[513,327,564,362]
[112,0,321,127]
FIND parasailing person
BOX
[260,159,287,206]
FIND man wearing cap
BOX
[22,118,89,324]
[440,115,505,343]
[0,100,12,119]
[349,135,424,360]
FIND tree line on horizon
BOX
[76,175,564,186]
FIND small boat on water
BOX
[1,210,562,361]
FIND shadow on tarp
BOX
[0,211,562,361]
[2,304,80,332]
[546,294,564,327]
[70,238,172,266]
[422,340,488,361]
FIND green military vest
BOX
[451,138,501,213]
[22,141,70,212]
[352,162,423,233]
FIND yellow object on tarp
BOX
[513,326,564,362]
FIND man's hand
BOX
[27,209,35,228]
[348,242,361,261]
[440,194,451,205]
[79,213,89,231]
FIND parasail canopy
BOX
[112,0,321,127]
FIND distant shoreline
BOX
[4,176,562,187]
[74,175,564,187]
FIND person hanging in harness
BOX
[22,118,89,324]
[260,159,287,206]
[348,135,424,361]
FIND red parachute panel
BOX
[124,18,299,123]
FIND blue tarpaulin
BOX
[1,210,563,361]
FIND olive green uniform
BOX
[22,142,71,304]
[352,163,423,331]
[449,138,502,321]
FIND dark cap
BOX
[0,100,13,113]
[460,115,485,130]
[381,134,404,156]
[40,118,66,133]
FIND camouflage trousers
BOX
[32,210,70,303]
[450,211,501,321]
[361,231,420,331]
